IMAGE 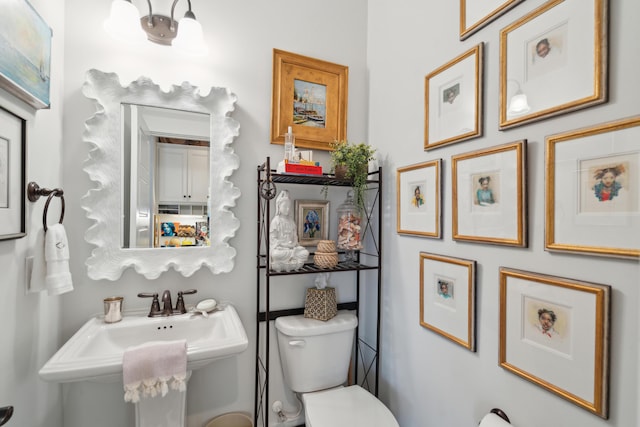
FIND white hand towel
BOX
[123,340,188,403]
[44,223,74,296]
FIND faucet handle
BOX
[176,289,197,314]
[138,292,160,317]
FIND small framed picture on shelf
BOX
[270,49,348,151]
[499,267,610,418]
[452,140,527,247]
[0,106,26,240]
[545,116,640,259]
[396,160,442,238]
[499,0,608,129]
[425,43,483,150]
[420,252,476,351]
[295,200,330,247]
[460,0,524,40]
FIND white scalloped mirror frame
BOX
[81,69,240,280]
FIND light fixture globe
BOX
[507,92,531,116]
[172,12,208,56]
[103,0,146,43]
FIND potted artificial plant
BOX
[328,140,376,209]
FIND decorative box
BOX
[304,287,337,321]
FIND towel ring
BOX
[27,182,65,232]
[43,191,65,232]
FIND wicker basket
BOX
[317,240,336,253]
[313,252,338,268]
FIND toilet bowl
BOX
[275,312,399,427]
[303,385,398,427]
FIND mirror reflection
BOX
[121,104,211,249]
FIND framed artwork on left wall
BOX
[0,106,26,240]
[0,0,52,109]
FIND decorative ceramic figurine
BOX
[270,190,309,272]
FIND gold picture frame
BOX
[294,200,329,247]
[499,267,610,418]
[396,160,442,238]
[452,140,527,247]
[420,252,476,351]
[499,0,608,129]
[460,0,524,40]
[425,43,483,150]
[545,116,640,259]
[270,49,348,151]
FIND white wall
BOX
[0,1,65,426]
[59,1,368,427]
[368,0,640,426]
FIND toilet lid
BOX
[303,385,399,427]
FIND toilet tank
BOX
[275,312,358,393]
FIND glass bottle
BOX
[336,191,363,261]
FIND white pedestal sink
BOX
[40,304,248,427]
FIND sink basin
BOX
[39,304,248,383]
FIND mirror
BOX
[121,104,210,249]
[81,69,240,280]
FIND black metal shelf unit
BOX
[254,157,383,427]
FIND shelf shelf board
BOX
[261,260,378,276]
[266,170,380,187]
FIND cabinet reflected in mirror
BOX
[121,104,211,249]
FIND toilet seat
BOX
[303,385,399,427]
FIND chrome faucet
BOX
[138,289,197,317]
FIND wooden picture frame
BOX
[0,0,52,109]
[420,252,476,351]
[499,267,610,418]
[271,49,348,151]
[425,43,483,151]
[460,0,524,40]
[0,105,26,240]
[397,160,442,238]
[452,140,527,247]
[499,0,608,129]
[295,200,329,247]
[545,116,640,259]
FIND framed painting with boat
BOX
[270,49,348,151]
[0,0,52,109]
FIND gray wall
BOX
[368,0,640,426]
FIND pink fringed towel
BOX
[123,339,187,403]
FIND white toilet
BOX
[275,311,399,427]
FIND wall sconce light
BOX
[104,0,208,56]
[507,80,530,116]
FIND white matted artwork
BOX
[425,43,483,150]
[545,116,640,259]
[452,140,527,247]
[0,105,26,240]
[420,252,476,351]
[396,160,441,238]
[499,0,608,129]
[460,0,524,40]
[499,267,610,418]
